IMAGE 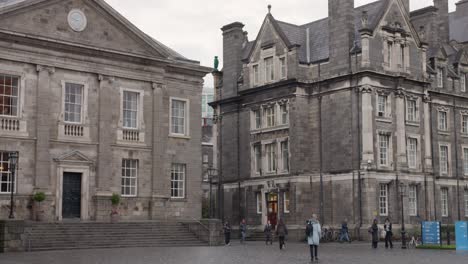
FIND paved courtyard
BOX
[0,242,467,264]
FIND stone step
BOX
[30,242,207,251]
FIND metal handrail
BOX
[189,217,210,231]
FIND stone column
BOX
[423,93,433,171]
[151,82,167,197]
[395,87,407,169]
[360,85,374,168]
[35,65,54,190]
[96,75,114,194]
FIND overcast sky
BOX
[106,0,458,87]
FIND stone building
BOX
[211,0,468,238]
[0,0,210,221]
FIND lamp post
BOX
[207,166,218,219]
[399,182,407,249]
[8,151,19,219]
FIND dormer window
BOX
[386,42,393,68]
[461,73,466,92]
[437,68,443,88]
[264,57,274,83]
[280,57,286,79]
[253,65,259,85]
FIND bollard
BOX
[446,228,450,245]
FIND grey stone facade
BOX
[0,0,210,221]
[212,0,468,239]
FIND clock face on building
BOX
[67,9,87,32]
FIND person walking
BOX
[223,221,231,246]
[306,214,321,262]
[276,218,288,250]
[339,218,351,243]
[240,219,247,244]
[264,220,273,245]
[384,218,393,249]
[369,219,379,249]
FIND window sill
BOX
[121,195,138,198]
[170,198,188,202]
[461,134,468,138]
[438,131,450,136]
[250,125,289,134]
[406,121,420,127]
[376,117,392,123]
[169,134,191,140]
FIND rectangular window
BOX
[253,65,259,85]
[64,83,83,123]
[265,57,274,82]
[280,104,288,125]
[256,193,262,214]
[253,144,262,174]
[406,99,418,122]
[121,159,138,197]
[123,91,139,129]
[440,145,449,174]
[464,148,468,175]
[280,57,286,79]
[0,152,16,194]
[264,106,276,127]
[265,143,276,173]
[253,109,261,129]
[400,45,405,68]
[387,42,393,68]
[461,73,466,92]
[284,192,290,213]
[379,184,388,216]
[379,134,390,166]
[171,163,186,198]
[171,99,187,135]
[407,138,418,169]
[0,74,19,116]
[377,95,387,117]
[462,115,468,134]
[281,140,289,172]
[409,185,417,216]
[437,68,443,88]
[438,111,448,131]
[465,190,468,217]
[441,188,448,217]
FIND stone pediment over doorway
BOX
[54,150,93,165]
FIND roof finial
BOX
[268,4,271,14]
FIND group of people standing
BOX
[369,218,394,249]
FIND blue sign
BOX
[422,221,441,245]
[455,221,468,251]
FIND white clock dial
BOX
[67,9,87,32]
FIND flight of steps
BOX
[246,230,277,242]
[25,221,207,251]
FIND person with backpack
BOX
[339,218,351,243]
[306,214,321,262]
[264,220,273,245]
[223,221,231,246]
[276,218,288,250]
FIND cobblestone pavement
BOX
[1,241,467,264]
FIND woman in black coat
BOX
[384,218,393,248]
[369,219,379,249]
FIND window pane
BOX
[123,91,139,129]
[64,83,84,123]
[0,75,20,117]
[121,159,138,196]
[171,164,186,198]
[0,152,16,194]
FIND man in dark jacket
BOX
[264,220,273,245]
[384,218,393,248]
[223,221,231,246]
[276,218,288,250]
[240,219,247,244]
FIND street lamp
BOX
[8,151,19,219]
[207,166,218,219]
[399,182,407,249]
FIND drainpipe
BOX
[453,97,461,220]
[318,63,324,225]
[429,100,437,220]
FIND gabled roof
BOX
[0,0,197,64]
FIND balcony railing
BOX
[64,124,84,137]
[1,117,20,131]
[123,129,140,141]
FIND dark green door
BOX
[62,172,81,219]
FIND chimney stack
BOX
[434,0,450,43]
[221,22,245,99]
[328,0,354,74]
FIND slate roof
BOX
[243,0,386,64]
[449,12,468,43]
[0,0,26,8]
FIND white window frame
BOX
[264,57,274,83]
[253,143,262,175]
[438,111,448,131]
[0,74,21,118]
[279,57,287,79]
[119,87,144,130]
[439,144,449,175]
[280,139,289,173]
[279,103,289,125]
[265,142,277,173]
[463,146,468,176]
[407,137,418,169]
[171,163,186,199]
[63,82,84,124]
[121,159,138,197]
[441,188,448,217]
[0,151,16,194]
[169,97,190,137]
[379,133,390,166]
[406,99,419,122]
[283,191,290,213]
[379,184,388,216]
[437,68,443,88]
[61,80,89,124]
[264,105,276,128]
[256,192,262,214]
[251,109,262,130]
[253,64,259,86]
[462,115,468,135]
[461,73,466,92]
[122,90,139,129]
[377,94,390,118]
[409,185,417,216]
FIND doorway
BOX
[62,172,82,219]
[266,192,278,229]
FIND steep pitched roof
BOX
[449,12,468,43]
[0,0,196,63]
